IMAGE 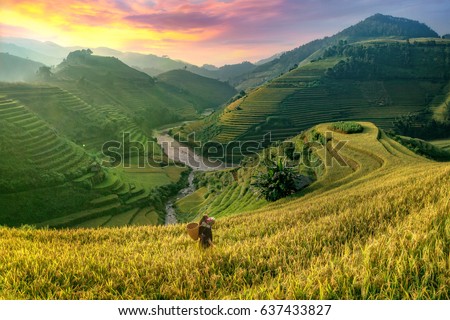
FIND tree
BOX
[251,158,304,202]
[36,66,52,80]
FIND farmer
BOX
[198,214,215,249]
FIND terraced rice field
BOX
[36,165,183,228]
[2,122,448,299]
[87,207,160,228]
[430,139,450,151]
[0,88,185,228]
[61,164,187,228]
[0,95,92,174]
[0,84,152,153]
[191,55,444,163]
[177,121,431,222]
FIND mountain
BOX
[0,48,238,172]
[0,43,62,66]
[255,52,284,65]
[201,64,219,71]
[0,50,223,227]
[92,48,194,76]
[56,49,153,83]
[234,14,440,90]
[206,61,257,84]
[0,53,44,82]
[1,37,255,84]
[0,84,190,227]
[94,49,256,82]
[177,19,449,162]
[53,50,234,117]
[1,37,76,58]
[0,49,238,152]
[157,69,237,111]
[0,37,80,66]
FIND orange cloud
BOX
[0,0,291,64]
[2,0,447,65]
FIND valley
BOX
[0,51,236,228]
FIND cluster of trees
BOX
[324,41,450,80]
[329,121,364,134]
[340,13,438,38]
[36,66,53,80]
[66,49,93,61]
[393,113,450,140]
[134,106,181,131]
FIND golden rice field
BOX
[0,123,449,299]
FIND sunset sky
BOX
[1,0,449,66]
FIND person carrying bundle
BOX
[198,214,215,249]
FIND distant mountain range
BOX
[0,38,260,84]
[1,14,445,91]
[0,53,44,82]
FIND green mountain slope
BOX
[0,82,159,162]
[93,47,256,81]
[234,14,440,90]
[180,38,450,162]
[52,50,233,126]
[157,70,237,111]
[0,52,225,227]
[0,49,239,158]
[0,95,100,225]
[0,40,66,66]
[1,122,449,299]
[176,122,450,221]
[0,50,244,228]
[0,91,187,227]
[0,53,44,82]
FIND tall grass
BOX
[0,123,449,299]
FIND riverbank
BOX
[155,131,225,224]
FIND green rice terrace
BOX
[178,39,450,162]
[174,120,450,223]
[0,50,237,228]
[0,92,189,227]
[0,83,150,154]
[2,121,449,299]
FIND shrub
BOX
[329,121,363,134]
[251,159,302,202]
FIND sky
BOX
[1,0,449,66]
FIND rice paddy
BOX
[1,122,448,299]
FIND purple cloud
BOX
[125,11,224,30]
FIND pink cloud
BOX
[0,24,32,38]
[125,11,224,30]
[1,0,449,66]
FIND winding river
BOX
[155,132,225,224]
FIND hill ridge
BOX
[234,13,440,89]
